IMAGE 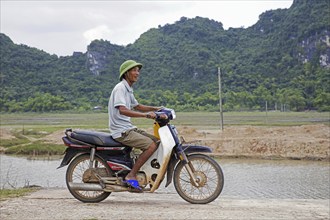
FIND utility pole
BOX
[265,101,268,125]
[218,67,224,131]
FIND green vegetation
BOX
[1,112,329,128]
[0,134,30,148]
[4,141,66,155]
[0,0,329,113]
[0,188,37,200]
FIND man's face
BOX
[126,67,140,84]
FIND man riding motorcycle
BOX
[108,60,164,190]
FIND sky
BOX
[1,0,293,56]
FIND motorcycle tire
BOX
[173,154,224,204]
[66,154,112,203]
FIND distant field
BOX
[1,111,329,155]
[1,111,329,130]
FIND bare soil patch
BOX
[178,124,330,160]
[42,130,66,145]
[0,128,15,140]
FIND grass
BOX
[177,111,330,128]
[1,111,329,128]
[1,112,108,129]
[0,111,329,155]
[4,141,66,155]
[116,111,330,129]
[0,135,30,148]
[0,188,38,201]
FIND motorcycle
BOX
[58,108,224,204]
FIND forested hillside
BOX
[1,0,329,112]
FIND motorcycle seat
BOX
[71,130,123,147]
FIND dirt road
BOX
[0,188,329,220]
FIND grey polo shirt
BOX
[108,79,139,138]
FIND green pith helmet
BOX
[119,60,143,80]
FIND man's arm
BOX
[117,105,158,119]
[134,104,161,113]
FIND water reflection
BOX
[0,155,329,199]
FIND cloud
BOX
[83,25,112,43]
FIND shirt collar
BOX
[122,79,133,92]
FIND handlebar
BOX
[155,112,168,120]
[154,108,176,124]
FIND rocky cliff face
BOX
[85,39,123,76]
[298,30,330,67]
[86,50,106,76]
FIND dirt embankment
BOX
[1,124,329,160]
[177,124,330,161]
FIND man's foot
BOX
[124,174,137,181]
[124,179,142,191]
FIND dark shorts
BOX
[114,128,158,151]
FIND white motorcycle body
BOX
[140,125,176,192]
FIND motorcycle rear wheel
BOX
[173,154,224,204]
[66,154,112,203]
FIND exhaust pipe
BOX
[68,182,129,192]
[104,185,128,192]
[68,182,103,191]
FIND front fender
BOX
[165,145,212,187]
[182,144,213,154]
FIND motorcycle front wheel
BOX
[173,154,224,204]
[66,154,112,203]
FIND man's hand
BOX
[146,112,168,120]
[146,112,157,119]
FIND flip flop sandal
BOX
[124,179,142,191]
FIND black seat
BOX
[71,130,123,147]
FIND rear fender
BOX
[57,147,90,169]
[164,145,212,187]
